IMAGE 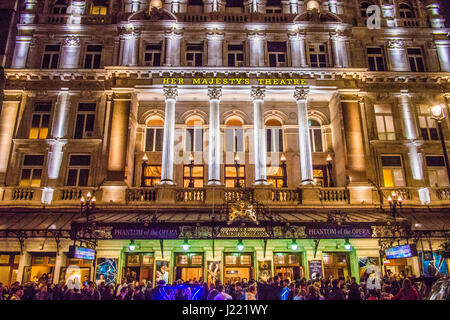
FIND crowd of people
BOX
[0,272,437,300]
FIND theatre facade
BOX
[0,0,450,286]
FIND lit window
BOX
[367,47,386,71]
[66,155,91,186]
[41,45,60,69]
[381,156,405,187]
[144,43,162,66]
[267,166,283,188]
[29,101,51,139]
[309,120,323,152]
[185,119,203,152]
[268,42,287,67]
[308,44,328,68]
[183,165,204,187]
[20,155,44,187]
[145,118,164,152]
[143,165,161,186]
[426,156,449,187]
[91,0,108,15]
[74,103,96,139]
[374,104,395,140]
[313,165,328,187]
[225,165,245,188]
[418,105,439,140]
[266,119,283,153]
[225,118,244,153]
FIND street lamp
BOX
[128,240,136,252]
[387,191,403,219]
[141,154,149,187]
[280,154,288,188]
[429,104,450,183]
[181,239,190,251]
[236,239,245,252]
[344,238,352,251]
[326,154,335,187]
[188,153,195,188]
[80,191,96,223]
[234,153,241,188]
[289,239,298,251]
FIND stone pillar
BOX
[251,87,268,185]
[330,31,342,68]
[164,29,182,67]
[206,31,224,67]
[294,87,314,184]
[61,36,81,68]
[11,36,32,68]
[248,31,265,67]
[120,26,140,66]
[208,87,222,185]
[289,31,307,67]
[17,249,31,284]
[435,39,450,72]
[0,92,21,185]
[102,91,131,203]
[387,40,409,71]
[161,87,178,185]
[289,0,298,14]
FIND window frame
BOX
[145,127,164,152]
[84,45,102,69]
[224,164,245,188]
[266,125,284,153]
[366,46,386,72]
[425,155,449,187]
[418,105,439,141]
[41,44,61,69]
[183,164,205,188]
[185,43,204,67]
[227,43,245,67]
[74,102,96,139]
[308,43,328,68]
[407,47,425,72]
[20,154,45,188]
[144,43,162,67]
[185,125,204,153]
[225,126,244,153]
[380,155,406,187]
[374,104,396,141]
[309,119,324,152]
[267,41,287,68]
[66,154,91,187]
[29,101,52,140]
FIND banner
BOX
[308,260,323,280]
[304,226,373,239]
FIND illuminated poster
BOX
[420,252,449,276]
[258,260,272,282]
[155,260,170,284]
[308,260,323,280]
[359,257,381,289]
[96,258,118,286]
[207,261,221,285]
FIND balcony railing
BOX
[126,188,157,203]
[434,187,450,201]
[176,188,206,203]
[271,188,301,204]
[12,188,35,201]
[224,188,255,203]
[319,188,350,203]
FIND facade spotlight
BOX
[237,239,244,252]
[128,240,136,252]
[182,239,190,251]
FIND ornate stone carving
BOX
[247,31,266,40]
[250,87,265,101]
[294,87,309,101]
[163,87,178,100]
[63,35,81,47]
[387,39,405,49]
[207,87,222,100]
[206,29,224,40]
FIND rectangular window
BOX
[267,42,287,67]
[418,105,439,140]
[74,103,96,139]
[84,45,102,69]
[309,44,328,68]
[267,166,283,188]
[143,165,161,187]
[381,155,405,187]
[29,101,51,139]
[183,165,204,188]
[313,165,328,187]
[374,104,395,140]
[145,127,164,152]
[225,165,245,188]
[266,128,283,152]
[407,48,425,72]
[426,156,449,187]
[225,127,244,152]
[66,155,91,186]
[41,45,60,69]
[309,120,323,152]
[91,0,108,15]
[227,44,244,67]
[20,155,44,187]
[185,127,203,152]
[144,43,162,66]
[186,43,203,67]
[367,47,386,71]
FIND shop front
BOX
[23,253,56,283]
[224,252,254,283]
[273,252,305,281]
[0,252,19,286]
[60,257,93,285]
[174,252,204,282]
[382,244,421,277]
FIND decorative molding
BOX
[163,87,178,100]
[387,39,405,49]
[207,87,222,100]
[63,35,81,47]
[294,87,309,101]
[250,87,265,101]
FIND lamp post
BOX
[80,191,96,223]
[387,191,403,219]
[141,154,148,187]
[430,104,450,183]
[234,153,241,188]
[280,153,287,188]
[326,154,334,187]
[188,153,195,188]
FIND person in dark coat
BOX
[327,279,346,300]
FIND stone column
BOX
[330,31,342,68]
[208,87,222,185]
[0,92,22,185]
[289,31,307,67]
[387,40,409,71]
[61,36,81,68]
[251,87,268,185]
[11,36,32,68]
[206,31,224,67]
[164,29,182,67]
[161,87,178,185]
[435,39,450,72]
[294,87,314,184]
[248,31,265,67]
[120,26,139,66]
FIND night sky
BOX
[440,0,450,27]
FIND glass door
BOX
[224,253,254,284]
[322,252,351,281]
[174,253,204,282]
[273,252,304,281]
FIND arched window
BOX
[225,118,244,153]
[360,1,373,18]
[309,119,323,152]
[145,117,164,152]
[265,119,283,153]
[185,117,204,152]
[398,2,414,19]
[52,0,68,14]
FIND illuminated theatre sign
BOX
[161,77,310,86]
